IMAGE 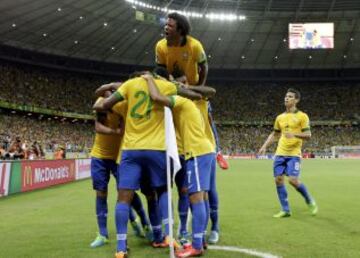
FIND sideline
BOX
[208,245,281,258]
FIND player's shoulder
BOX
[296,110,309,118]
[156,38,167,48]
[187,36,203,47]
[276,112,287,119]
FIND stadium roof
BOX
[0,0,360,69]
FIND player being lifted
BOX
[258,88,318,218]
[155,12,224,244]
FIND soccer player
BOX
[155,12,225,244]
[258,88,318,218]
[90,89,151,248]
[94,73,196,258]
[142,72,216,258]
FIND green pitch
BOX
[1,159,360,258]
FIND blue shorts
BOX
[185,153,215,194]
[273,156,301,177]
[91,157,118,191]
[118,150,167,190]
[175,155,187,190]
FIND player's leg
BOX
[208,156,219,244]
[115,150,142,256]
[273,156,291,218]
[90,157,111,247]
[208,102,229,170]
[287,157,318,215]
[176,153,213,258]
[175,157,190,243]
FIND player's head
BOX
[153,66,170,80]
[285,88,300,107]
[165,12,191,40]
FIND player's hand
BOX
[258,146,266,155]
[284,132,295,138]
[141,73,153,80]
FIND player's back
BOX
[91,101,123,161]
[172,96,213,159]
[116,77,177,151]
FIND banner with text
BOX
[0,162,11,197]
[21,160,76,192]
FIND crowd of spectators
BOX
[0,63,112,114]
[1,62,359,159]
[0,111,93,160]
[217,124,360,155]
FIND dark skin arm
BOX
[198,62,208,86]
[95,112,123,135]
[95,82,122,98]
[93,93,121,112]
[142,74,172,107]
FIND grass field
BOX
[1,159,360,258]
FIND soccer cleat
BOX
[178,232,191,246]
[115,251,128,258]
[308,201,318,216]
[131,220,143,238]
[208,230,219,244]
[152,236,181,250]
[143,225,154,241]
[90,233,109,248]
[176,246,204,258]
[273,211,291,218]
[216,152,229,170]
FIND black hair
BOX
[153,66,170,80]
[168,12,191,36]
[287,88,301,100]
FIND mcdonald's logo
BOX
[24,166,33,187]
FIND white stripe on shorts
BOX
[194,157,201,192]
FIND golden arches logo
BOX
[24,166,33,187]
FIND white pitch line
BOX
[208,245,281,258]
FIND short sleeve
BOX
[301,113,311,132]
[193,41,207,64]
[155,42,166,65]
[274,116,281,132]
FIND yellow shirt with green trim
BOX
[274,110,310,157]
[193,99,216,152]
[90,98,125,161]
[155,36,207,85]
[114,77,177,150]
[171,96,213,160]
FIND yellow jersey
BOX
[274,110,310,157]
[193,99,216,152]
[90,98,126,161]
[171,96,214,160]
[114,77,177,150]
[155,36,207,85]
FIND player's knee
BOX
[179,187,188,196]
[289,178,300,187]
[96,190,108,198]
[117,189,134,204]
[275,176,284,185]
[189,191,204,204]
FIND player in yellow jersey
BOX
[155,12,225,244]
[258,88,318,218]
[142,72,216,258]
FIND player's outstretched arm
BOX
[186,85,216,98]
[258,131,279,155]
[142,74,172,107]
[285,131,311,140]
[95,82,122,97]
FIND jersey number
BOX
[130,91,153,119]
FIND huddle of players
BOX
[89,12,221,258]
[88,11,318,258]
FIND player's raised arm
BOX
[142,73,173,107]
[94,112,123,135]
[95,82,122,97]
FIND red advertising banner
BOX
[21,160,76,192]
